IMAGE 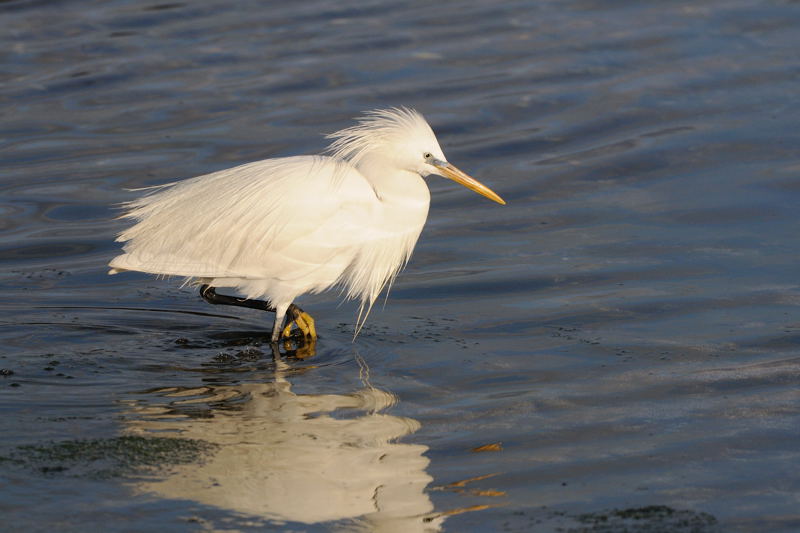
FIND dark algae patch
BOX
[1,436,217,479]
[574,505,718,533]
[500,506,719,533]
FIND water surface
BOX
[2,0,799,531]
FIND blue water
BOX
[2,0,799,531]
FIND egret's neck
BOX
[356,158,431,211]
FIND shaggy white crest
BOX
[326,107,440,168]
[109,108,504,344]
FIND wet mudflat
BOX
[1,0,799,531]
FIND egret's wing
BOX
[109,156,378,283]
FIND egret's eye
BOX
[423,152,433,160]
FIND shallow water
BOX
[2,0,799,531]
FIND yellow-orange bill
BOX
[436,162,506,205]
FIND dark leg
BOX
[200,284,275,312]
[198,285,316,342]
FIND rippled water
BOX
[2,0,799,531]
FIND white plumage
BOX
[109,108,504,342]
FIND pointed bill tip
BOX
[436,162,506,205]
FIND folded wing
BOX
[109,156,379,291]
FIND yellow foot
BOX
[281,305,317,341]
[282,336,317,360]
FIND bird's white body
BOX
[111,155,428,318]
[110,108,503,340]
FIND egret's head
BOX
[326,108,505,205]
[326,107,442,172]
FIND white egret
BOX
[109,108,505,343]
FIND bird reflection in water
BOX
[123,357,449,531]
